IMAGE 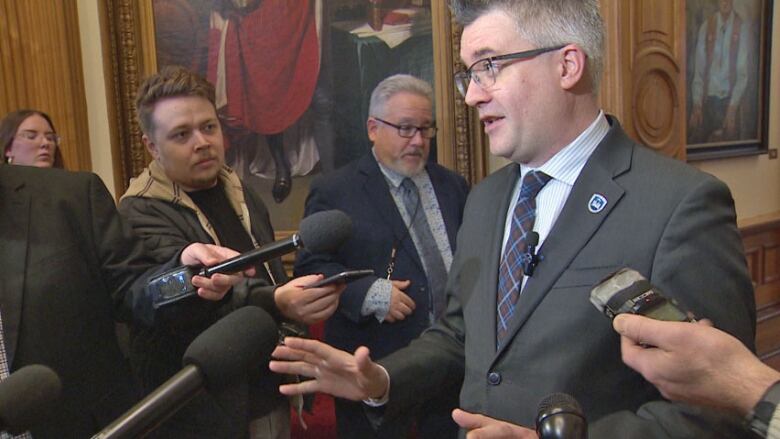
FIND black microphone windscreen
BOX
[182,306,278,392]
[527,231,540,247]
[298,210,352,253]
[536,392,587,439]
[0,365,61,434]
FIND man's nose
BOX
[193,130,211,148]
[464,78,490,107]
[408,129,425,146]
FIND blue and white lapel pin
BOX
[588,194,607,213]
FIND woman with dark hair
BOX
[0,109,64,168]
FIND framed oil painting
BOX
[104,0,485,232]
[685,0,773,160]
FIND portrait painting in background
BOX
[150,0,434,229]
[685,0,772,158]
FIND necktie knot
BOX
[401,177,417,194]
[520,171,552,201]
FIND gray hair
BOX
[450,0,604,93]
[368,74,434,119]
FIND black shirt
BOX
[187,182,254,253]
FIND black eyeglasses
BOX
[454,45,566,97]
[373,117,437,139]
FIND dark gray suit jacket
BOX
[0,165,155,438]
[379,118,755,437]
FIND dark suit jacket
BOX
[0,165,154,438]
[295,153,469,360]
[379,118,755,437]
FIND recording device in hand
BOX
[91,306,278,439]
[535,392,587,439]
[589,267,694,322]
[148,209,352,308]
[303,269,375,289]
[0,365,61,434]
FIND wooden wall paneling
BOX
[0,0,91,171]
[740,213,780,366]
[599,0,685,160]
[0,2,27,111]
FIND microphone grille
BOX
[298,210,352,253]
[537,392,583,416]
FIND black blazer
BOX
[295,153,469,360]
[0,165,156,438]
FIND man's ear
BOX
[142,134,159,160]
[559,44,588,91]
[367,118,378,143]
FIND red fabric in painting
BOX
[208,0,319,134]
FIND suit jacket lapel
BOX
[358,155,425,273]
[0,168,30,366]
[471,164,520,358]
[494,121,633,360]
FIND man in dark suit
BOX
[271,1,754,437]
[0,164,243,438]
[294,74,469,438]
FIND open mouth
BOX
[481,115,505,133]
[481,115,504,126]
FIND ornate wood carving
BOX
[600,0,685,160]
[103,0,153,186]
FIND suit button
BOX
[487,372,501,385]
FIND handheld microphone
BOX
[148,209,352,308]
[91,306,278,439]
[522,232,541,276]
[536,392,587,439]
[0,365,61,434]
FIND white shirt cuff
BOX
[362,365,391,407]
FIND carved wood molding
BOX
[599,0,686,160]
[104,0,144,186]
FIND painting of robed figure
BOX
[685,0,772,158]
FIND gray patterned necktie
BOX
[400,178,448,321]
